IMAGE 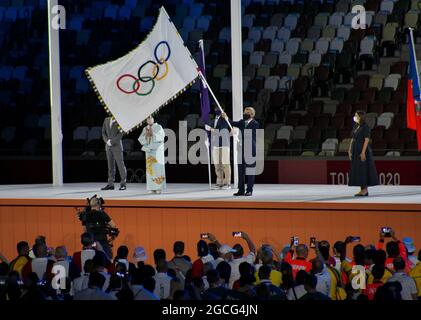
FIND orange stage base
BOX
[1,198,421,262]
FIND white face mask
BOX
[147,119,154,126]
[353,116,359,123]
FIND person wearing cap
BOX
[217,244,237,264]
[402,237,418,270]
[133,246,148,267]
[409,250,421,299]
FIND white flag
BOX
[86,7,199,133]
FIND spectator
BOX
[168,241,192,279]
[367,250,393,285]
[191,240,215,279]
[202,269,245,300]
[216,261,231,288]
[377,229,409,272]
[287,270,308,300]
[285,242,312,278]
[19,272,47,301]
[311,258,331,296]
[72,233,97,274]
[299,274,331,300]
[402,237,418,269]
[53,246,80,281]
[74,272,116,300]
[364,264,385,300]
[92,252,111,290]
[153,248,166,265]
[131,268,159,300]
[254,246,282,286]
[106,273,125,298]
[409,249,421,299]
[0,262,9,300]
[133,246,148,268]
[387,257,417,300]
[114,245,136,275]
[232,262,256,298]
[374,281,403,301]
[228,232,256,289]
[280,262,294,293]
[153,259,172,299]
[72,259,94,295]
[21,243,54,281]
[9,241,30,277]
[255,265,286,300]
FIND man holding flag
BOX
[199,39,231,190]
[407,28,421,151]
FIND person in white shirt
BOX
[228,231,256,289]
[74,272,116,300]
[387,257,418,300]
[311,259,331,296]
[72,259,93,296]
[153,259,172,299]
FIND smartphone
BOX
[200,233,209,239]
[381,227,392,237]
[351,236,361,242]
[310,237,317,248]
[291,236,299,246]
[232,232,242,238]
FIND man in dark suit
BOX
[101,117,127,190]
[222,107,259,196]
[205,107,231,189]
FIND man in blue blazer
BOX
[205,107,232,189]
[222,107,259,196]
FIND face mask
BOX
[147,119,154,126]
[353,116,359,123]
[243,114,251,120]
[215,109,221,116]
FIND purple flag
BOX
[198,40,210,124]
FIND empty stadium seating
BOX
[0,0,420,157]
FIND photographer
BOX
[78,196,118,260]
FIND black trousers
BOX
[237,163,255,193]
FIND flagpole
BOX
[198,40,213,190]
[48,0,63,186]
[197,71,237,135]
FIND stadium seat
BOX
[377,112,394,129]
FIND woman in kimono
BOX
[138,116,166,193]
[348,111,379,196]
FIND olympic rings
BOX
[133,77,155,96]
[116,41,171,96]
[154,41,171,65]
[138,60,159,83]
[116,74,141,94]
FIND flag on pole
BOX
[86,7,200,133]
[407,28,421,150]
[198,40,211,124]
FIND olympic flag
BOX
[86,7,200,133]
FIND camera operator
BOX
[78,196,117,260]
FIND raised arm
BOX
[241,231,256,255]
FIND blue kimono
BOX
[138,123,166,191]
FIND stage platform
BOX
[0,183,420,262]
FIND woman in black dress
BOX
[348,111,379,196]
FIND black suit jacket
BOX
[231,118,260,161]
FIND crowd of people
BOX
[0,228,419,301]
